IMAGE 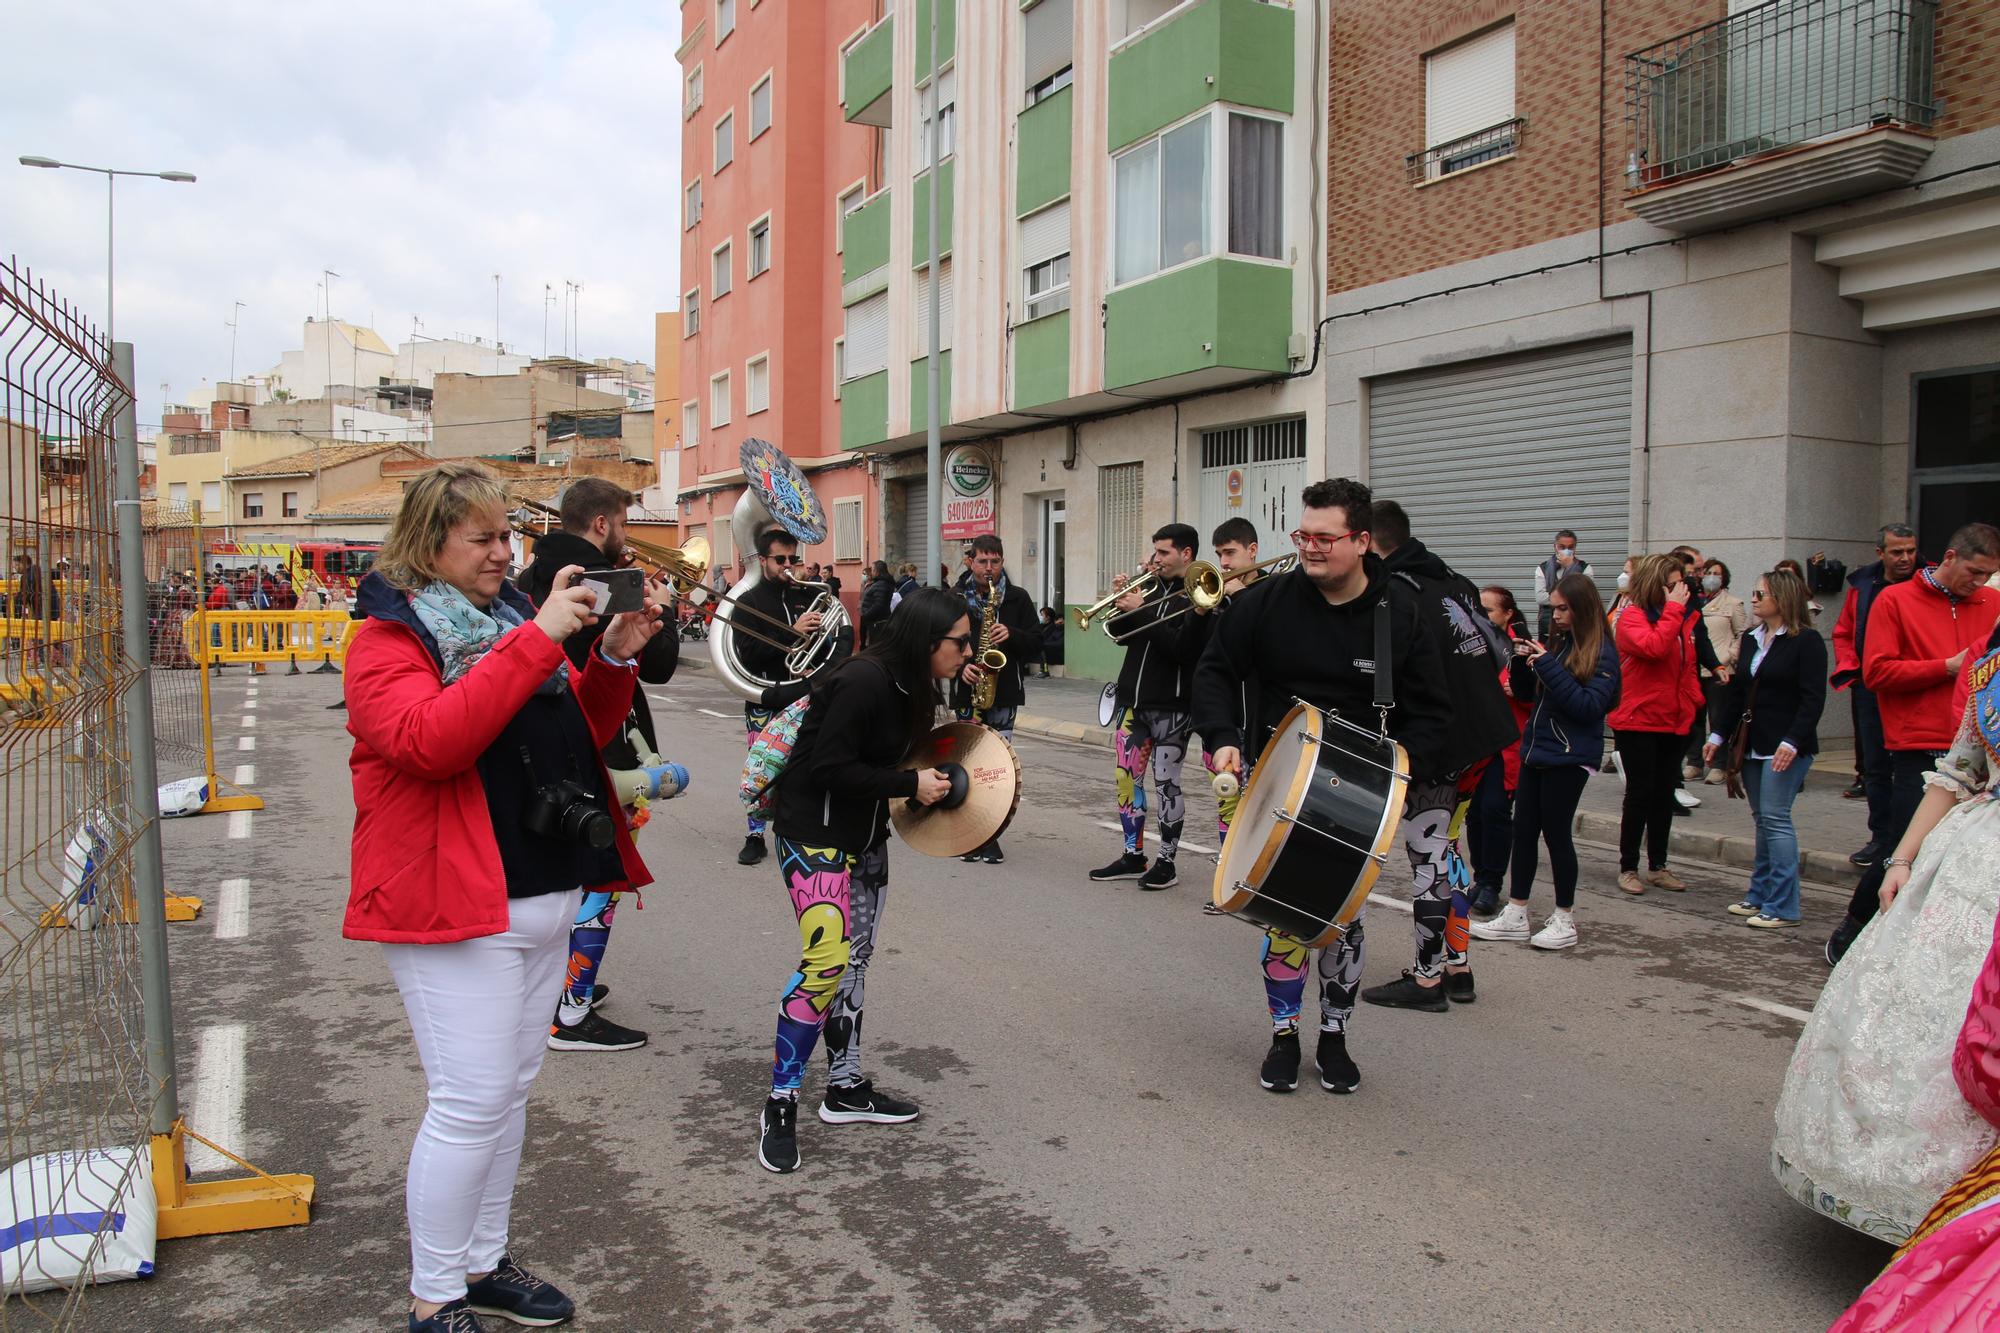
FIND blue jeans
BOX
[1742,752,1814,921]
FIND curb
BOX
[1572,811,1854,887]
[1014,712,1107,747]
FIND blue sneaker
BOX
[411,1299,485,1332]
[464,1256,574,1327]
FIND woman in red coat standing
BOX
[1608,554,1704,896]
[344,462,661,1332]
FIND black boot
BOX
[1259,1030,1301,1092]
[1315,1031,1360,1094]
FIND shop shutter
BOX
[895,477,931,570]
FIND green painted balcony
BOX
[1011,310,1069,412]
[912,0,957,84]
[1015,85,1072,216]
[840,371,889,451]
[1107,0,1294,152]
[1102,257,1291,392]
[840,190,891,299]
[910,161,955,266]
[843,16,893,126]
[908,352,955,434]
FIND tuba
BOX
[710,439,850,703]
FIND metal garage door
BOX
[1367,338,1632,605]
[893,477,931,573]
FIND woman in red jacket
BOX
[344,462,661,1332]
[1609,554,1703,896]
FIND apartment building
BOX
[676,0,879,604]
[1321,0,2000,609]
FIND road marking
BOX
[1368,892,1413,914]
[237,736,256,752]
[1091,820,1219,857]
[241,713,257,728]
[244,699,257,710]
[234,764,255,785]
[1732,994,1811,1024]
[216,878,249,939]
[186,1023,246,1174]
[227,811,252,839]
[696,707,732,719]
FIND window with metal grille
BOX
[1421,22,1517,180]
[833,497,863,562]
[1097,462,1144,593]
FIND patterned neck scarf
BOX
[408,580,567,691]
[963,571,1009,611]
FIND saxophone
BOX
[970,578,1007,714]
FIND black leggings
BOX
[1509,764,1590,910]
[1614,729,1682,873]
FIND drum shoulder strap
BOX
[1373,595,1393,711]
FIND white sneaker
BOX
[1469,902,1530,941]
[1531,910,1578,951]
[1673,788,1701,810]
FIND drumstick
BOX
[1212,771,1240,801]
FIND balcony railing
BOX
[1626,0,1935,188]
[1406,118,1524,184]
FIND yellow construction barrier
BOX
[185,610,355,665]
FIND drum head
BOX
[1212,704,1320,913]
[740,438,828,544]
[1097,683,1119,728]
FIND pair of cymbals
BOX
[890,722,1022,858]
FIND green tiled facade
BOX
[841,191,891,291]
[910,161,955,266]
[1011,310,1069,411]
[1107,0,1293,152]
[842,17,893,125]
[1015,86,1072,216]
[1103,258,1291,390]
[839,371,889,451]
[912,0,957,82]
[908,351,955,434]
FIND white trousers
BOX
[383,889,579,1304]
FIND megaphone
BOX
[610,760,689,808]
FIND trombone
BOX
[1095,553,1299,642]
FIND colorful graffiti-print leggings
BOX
[1201,750,1245,843]
[771,836,888,1098]
[554,889,619,1028]
[1115,707,1189,860]
[744,705,774,836]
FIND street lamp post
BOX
[17,155,196,345]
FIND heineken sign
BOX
[941,444,995,539]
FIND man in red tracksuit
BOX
[1825,522,2000,965]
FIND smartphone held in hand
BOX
[579,567,647,615]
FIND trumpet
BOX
[1103,552,1299,642]
[1072,565,1163,632]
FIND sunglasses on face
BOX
[770,554,804,566]
[1750,589,1768,601]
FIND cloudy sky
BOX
[3,0,683,433]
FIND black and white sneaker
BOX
[1260,1030,1301,1092]
[759,1096,800,1173]
[1316,1032,1360,1094]
[1089,852,1147,882]
[588,983,610,1011]
[959,840,1006,865]
[545,1011,648,1053]
[465,1255,575,1327]
[411,1298,486,1332]
[1138,859,1178,891]
[819,1079,921,1124]
[738,835,768,866]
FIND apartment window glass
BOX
[684,287,700,336]
[1425,22,1516,168]
[837,183,865,251]
[282,491,300,517]
[686,63,704,116]
[749,217,771,277]
[833,338,845,398]
[1024,0,1074,103]
[1020,200,1071,320]
[918,70,957,169]
[682,401,698,449]
[168,481,188,508]
[243,492,265,519]
[1227,114,1283,259]
[833,497,863,562]
[685,178,702,229]
[712,241,733,297]
[714,111,735,171]
[1114,116,1207,284]
[746,355,771,414]
[716,0,736,43]
[750,74,773,139]
[1025,254,1070,322]
[710,371,732,426]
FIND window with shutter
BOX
[715,111,736,171]
[834,498,863,562]
[1024,0,1074,102]
[1424,22,1516,175]
[710,371,732,427]
[747,355,770,414]
[712,241,733,298]
[750,74,773,139]
[1097,463,1145,594]
[844,292,889,380]
[1020,200,1071,322]
[913,263,954,351]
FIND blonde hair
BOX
[374,462,511,593]
[1628,552,1681,613]
[1761,568,1812,635]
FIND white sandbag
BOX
[0,1147,157,1294]
[60,817,112,933]
[156,776,208,818]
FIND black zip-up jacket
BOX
[1710,627,1829,757]
[948,571,1043,712]
[1108,578,1200,712]
[772,655,923,852]
[731,572,821,690]
[1193,558,1454,782]
[517,530,679,763]
[1380,537,1521,779]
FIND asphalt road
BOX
[94,658,1888,1332]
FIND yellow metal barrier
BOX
[184,610,355,665]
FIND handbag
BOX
[1722,671,1762,801]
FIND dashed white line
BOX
[1732,994,1811,1024]
[226,811,252,839]
[243,699,258,710]
[1092,820,1219,857]
[234,764,255,785]
[216,878,249,940]
[186,1023,246,1174]
[241,713,257,728]
[237,736,256,752]
[696,707,732,719]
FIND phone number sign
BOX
[941,444,996,539]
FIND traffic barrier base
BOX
[151,1120,314,1239]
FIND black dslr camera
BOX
[519,749,615,850]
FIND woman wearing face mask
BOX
[1608,556,1637,626]
[1467,586,1532,915]
[756,585,983,1175]
[1689,560,1749,784]
[1608,554,1704,896]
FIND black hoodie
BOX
[1379,536,1521,779]
[517,529,679,762]
[1108,578,1202,713]
[1192,558,1454,782]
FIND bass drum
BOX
[1211,703,1408,948]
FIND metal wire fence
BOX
[0,258,151,1326]
[141,511,205,771]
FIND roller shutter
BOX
[893,477,931,570]
[845,291,889,379]
[1367,338,1632,603]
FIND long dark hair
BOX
[855,585,967,743]
[1553,573,1607,683]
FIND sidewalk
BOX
[1009,671,1869,888]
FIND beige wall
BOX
[155,430,322,517]
[432,372,628,459]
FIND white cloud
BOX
[1,0,682,428]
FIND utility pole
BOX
[492,273,501,372]
[543,283,553,358]
[226,299,245,383]
[322,268,339,433]
[924,0,942,589]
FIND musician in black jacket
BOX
[1702,567,1828,928]
[733,527,827,866]
[1089,523,1203,892]
[1194,479,1453,1097]
[949,534,1041,864]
